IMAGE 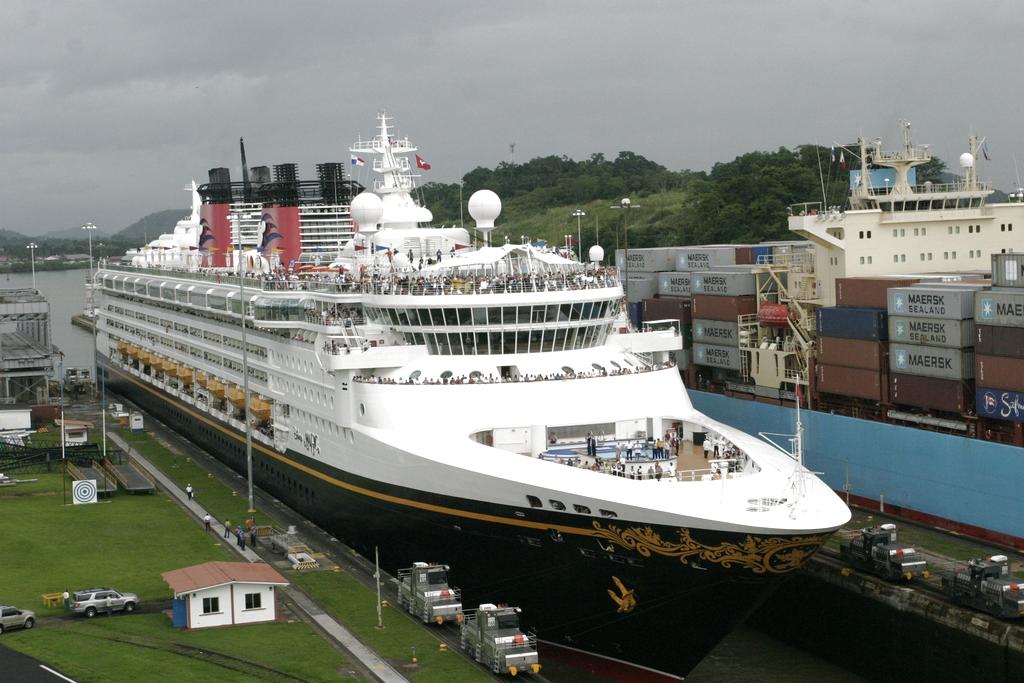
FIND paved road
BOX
[0,643,78,683]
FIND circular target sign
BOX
[72,479,98,505]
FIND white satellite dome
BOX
[392,252,410,270]
[588,245,605,264]
[959,152,975,169]
[468,189,501,229]
[351,192,384,232]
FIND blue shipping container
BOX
[816,307,889,341]
[629,301,643,327]
[752,245,772,264]
[976,387,1024,423]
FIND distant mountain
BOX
[44,225,110,239]
[114,209,190,243]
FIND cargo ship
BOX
[95,113,850,681]
[619,121,1024,550]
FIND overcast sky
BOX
[3,1,1022,237]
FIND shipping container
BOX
[692,319,739,346]
[887,287,976,320]
[628,301,643,327]
[693,343,743,370]
[991,253,1024,288]
[692,294,758,322]
[816,363,886,402]
[975,386,1024,422]
[672,247,737,272]
[976,355,1024,392]
[615,248,674,273]
[734,246,754,265]
[888,316,975,349]
[816,307,888,341]
[890,344,974,380]
[890,374,971,414]
[657,271,692,298]
[691,271,757,297]
[817,337,887,372]
[975,290,1024,328]
[975,324,1024,357]
[836,277,920,308]
[623,273,658,303]
[642,297,693,325]
[752,245,773,264]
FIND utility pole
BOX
[572,209,586,261]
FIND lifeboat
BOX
[227,385,246,407]
[175,366,193,383]
[207,379,226,398]
[196,371,208,388]
[249,396,272,421]
[117,340,129,353]
[162,359,178,374]
[758,303,795,327]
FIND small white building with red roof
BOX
[162,561,288,630]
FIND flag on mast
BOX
[839,150,847,171]
[415,154,432,170]
[830,146,836,163]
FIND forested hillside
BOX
[419,147,948,255]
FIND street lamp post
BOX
[572,209,586,261]
[610,198,640,305]
[234,214,256,514]
[82,223,98,396]
[82,222,97,287]
[26,243,37,290]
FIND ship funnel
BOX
[468,189,501,246]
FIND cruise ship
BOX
[96,114,850,680]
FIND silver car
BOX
[0,606,36,633]
[69,588,139,618]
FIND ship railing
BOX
[868,180,993,196]
[361,274,621,297]
[351,360,677,384]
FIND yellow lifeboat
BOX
[196,372,208,388]
[207,379,226,398]
[227,385,246,408]
[117,340,129,353]
[162,359,178,374]
[176,366,193,384]
[249,396,272,421]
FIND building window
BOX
[920,253,925,261]
[901,254,906,262]
[1002,224,1006,231]
[900,229,906,237]
[867,256,873,264]
[922,228,927,236]
[893,229,898,237]
[858,231,864,239]
[859,257,865,264]
[914,228,919,236]
[526,495,542,508]
[1010,224,1014,231]
[893,255,899,263]
[952,251,957,259]
[928,253,933,261]
[867,230,872,238]
[202,597,220,614]
[944,252,949,260]
[955,226,960,234]
[948,226,953,234]
[244,593,262,610]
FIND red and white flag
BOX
[415,154,432,170]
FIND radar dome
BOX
[392,252,410,270]
[468,190,501,229]
[959,152,975,169]
[351,192,384,232]
[588,245,605,264]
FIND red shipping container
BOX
[734,246,754,265]
[976,355,1024,392]
[643,297,693,324]
[836,277,919,308]
[889,373,971,414]
[816,363,886,402]
[817,337,887,371]
[692,294,758,322]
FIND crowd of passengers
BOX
[352,360,675,385]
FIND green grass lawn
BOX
[116,429,283,531]
[1,613,357,683]
[292,572,490,683]
[0,472,232,616]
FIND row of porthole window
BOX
[525,494,617,518]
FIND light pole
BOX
[610,198,640,303]
[572,209,585,261]
[26,243,37,290]
[235,214,255,514]
[82,222,97,285]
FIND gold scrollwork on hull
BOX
[591,522,829,574]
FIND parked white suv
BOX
[0,606,36,633]
[69,588,139,618]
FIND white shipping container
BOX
[887,287,976,320]
[657,272,692,298]
[672,247,737,271]
[615,248,674,273]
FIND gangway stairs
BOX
[66,459,118,496]
[101,456,155,494]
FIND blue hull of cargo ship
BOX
[691,391,1024,546]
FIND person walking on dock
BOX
[223,520,231,539]
[249,527,258,550]
[203,514,211,532]
[185,483,194,500]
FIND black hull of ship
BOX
[102,360,824,680]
